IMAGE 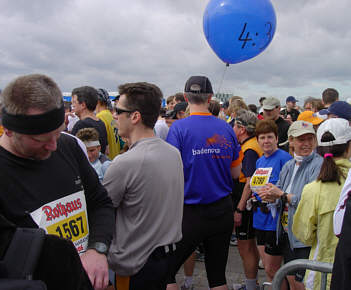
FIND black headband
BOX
[2,104,65,135]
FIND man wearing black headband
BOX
[0,74,114,290]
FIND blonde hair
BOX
[228,99,248,117]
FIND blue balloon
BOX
[203,0,277,64]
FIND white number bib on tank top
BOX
[250,167,273,191]
[30,191,89,254]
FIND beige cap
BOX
[288,120,315,137]
[262,97,280,110]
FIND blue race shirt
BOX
[166,113,242,204]
[253,149,292,230]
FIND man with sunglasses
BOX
[103,82,184,290]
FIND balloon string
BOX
[216,63,229,94]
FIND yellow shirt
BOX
[293,159,351,290]
[96,110,120,160]
[0,125,3,137]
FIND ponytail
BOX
[317,132,349,184]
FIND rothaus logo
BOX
[42,198,82,221]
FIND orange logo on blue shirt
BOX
[206,134,232,149]
[192,134,232,156]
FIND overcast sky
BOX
[0,0,350,105]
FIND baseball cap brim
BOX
[262,105,276,110]
[289,128,315,137]
[318,109,329,115]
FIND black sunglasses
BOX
[115,107,136,115]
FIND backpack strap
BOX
[3,228,45,280]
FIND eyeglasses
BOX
[115,107,136,115]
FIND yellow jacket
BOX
[292,158,351,290]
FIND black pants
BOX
[331,196,351,290]
[168,195,233,288]
[129,246,175,290]
[280,232,310,282]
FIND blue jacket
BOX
[276,151,323,248]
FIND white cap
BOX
[317,118,351,146]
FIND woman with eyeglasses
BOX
[250,120,292,287]
[293,118,351,290]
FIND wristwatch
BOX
[235,208,244,214]
[87,242,109,255]
[281,192,288,204]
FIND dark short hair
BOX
[71,86,98,111]
[118,82,162,129]
[63,101,72,111]
[255,119,278,138]
[259,97,266,105]
[322,88,339,105]
[311,99,324,111]
[248,104,258,114]
[174,92,185,103]
[184,92,211,105]
[160,107,167,116]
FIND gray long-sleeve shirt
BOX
[103,137,184,276]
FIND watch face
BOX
[91,242,108,254]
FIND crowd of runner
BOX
[0,74,351,290]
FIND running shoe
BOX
[230,233,238,246]
[258,259,264,269]
[195,251,205,262]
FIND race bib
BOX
[250,167,273,191]
[281,205,289,232]
[30,191,89,254]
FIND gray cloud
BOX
[0,0,350,104]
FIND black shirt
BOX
[275,117,290,152]
[72,117,108,154]
[0,133,114,247]
[280,108,300,122]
